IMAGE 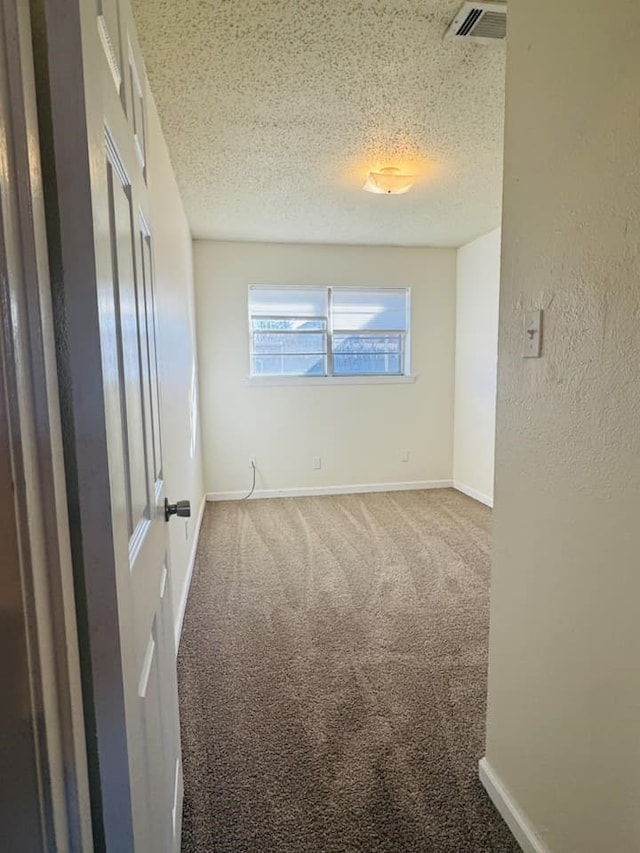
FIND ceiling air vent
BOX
[445,2,507,44]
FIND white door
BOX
[35,0,184,849]
[97,2,184,850]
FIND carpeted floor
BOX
[178,489,520,852]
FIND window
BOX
[249,286,410,378]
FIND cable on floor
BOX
[241,460,256,501]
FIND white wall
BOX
[147,95,204,638]
[484,2,640,852]
[453,228,500,506]
[194,241,457,496]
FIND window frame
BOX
[248,285,412,383]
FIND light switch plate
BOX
[524,309,543,358]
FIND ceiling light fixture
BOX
[363,166,416,195]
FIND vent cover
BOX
[445,2,507,44]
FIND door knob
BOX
[164,498,191,522]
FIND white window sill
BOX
[244,374,417,387]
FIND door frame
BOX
[0,0,92,848]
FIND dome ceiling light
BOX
[363,166,416,195]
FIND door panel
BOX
[137,620,167,846]
[139,229,163,484]
[106,150,150,536]
[97,0,124,97]
[128,44,147,173]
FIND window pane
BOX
[332,288,407,331]
[249,286,327,318]
[332,333,402,355]
[252,354,326,376]
[333,353,402,375]
[252,317,326,332]
[253,332,326,355]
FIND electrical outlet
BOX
[249,457,256,468]
[312,456,322,470]
[400,449,410,463]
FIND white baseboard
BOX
[454,480,494,507]
[207,480,454,502]
[479,758,550,853]
[174,494,206,654]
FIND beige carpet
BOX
[178,489,520,852]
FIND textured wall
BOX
[453,228,500,505]
[147,94,204,633]
[485,1,640,851]
[194,241,456,495]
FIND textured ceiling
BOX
[132,0,506,247]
